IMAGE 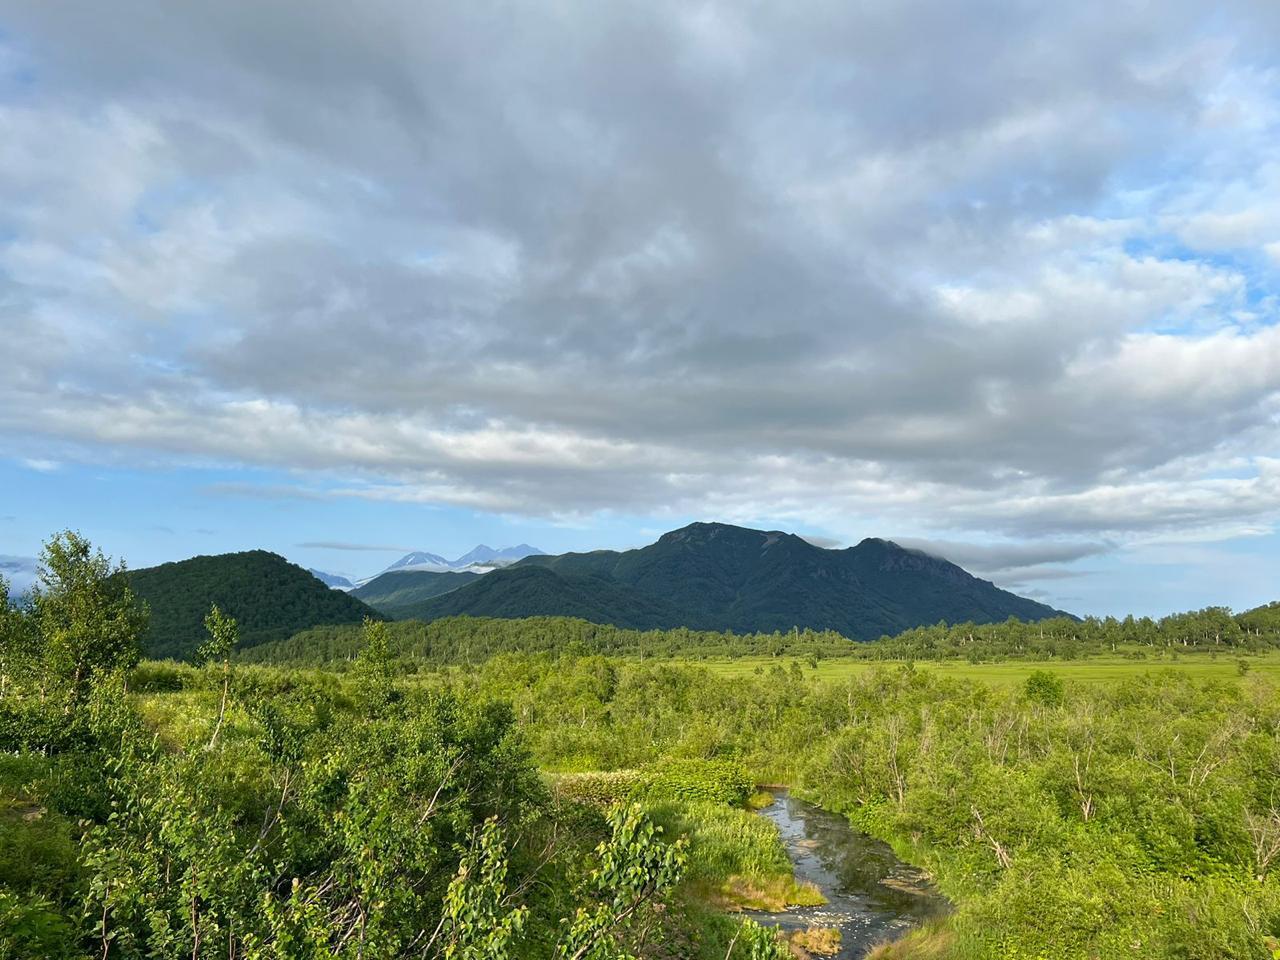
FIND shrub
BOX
[0,891,80,960]
[1023,670,1064,707]
[129,660,198,692]
[644,759,754,807]
[0,700,96,754]
[552,769,645,806]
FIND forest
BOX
[124,551,379,660]
[242,602,1280,669]
[5,532,1280,958]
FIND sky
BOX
[2,1,1280,615]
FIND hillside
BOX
[126,550,380,660]
[411,522,1067,638]
[400,565,689,628]
[351,569,482,617]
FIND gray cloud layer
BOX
[0,556,39,596]
[2,1,1280,556]
[894,537,1112,589]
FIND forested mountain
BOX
[351,569,482,618]
[125,550,380,659]
[409,522,1067,638]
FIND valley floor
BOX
[695,648,1280,686]
[10,638,1280,958]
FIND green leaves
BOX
[351,618,396,710]
[439,818,528,960]
[199,605,239,666]
[32,531,148,704]
[729,919,790,960]
[556,804,687,960]
[1023,670,1064,708]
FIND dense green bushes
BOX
[0,660,733,959]
[554,770,646,806]
[646,759,755,807]
[810,671,1280,957]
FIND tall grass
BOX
[652,800,824,911]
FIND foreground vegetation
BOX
[130,646,1280,957]
[440,653,1280,957]
[0,534,793,959]
[8,531,1280,958]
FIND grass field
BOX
[692,650,1280,687]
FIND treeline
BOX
[866,605,1278,661]
[240,603,1280,669]
[237,616,860,666]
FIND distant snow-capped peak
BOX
[362,544,547,582]
[384,551,452,571]
[308,568,355,590]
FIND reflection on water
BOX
[749,791,946,959]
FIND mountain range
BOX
[377,543,545,574]
[399,522,1068,638]
[103,522,1069,659]
[308,568,355,589]
[311,543,548,589]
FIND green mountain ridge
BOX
[409,521,1068,638]
[351,569,482,618]
[125,550,380,660]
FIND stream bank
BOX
[749,791,947,959]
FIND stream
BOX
[749,791,947,958]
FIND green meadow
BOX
[695,649,1280,686]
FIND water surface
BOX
[750,791,946,958]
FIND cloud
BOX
[19,458,60,473]
[0,555,39,595]
[201,482,332,501]
[296,540,413,552]
[897,539,1113,572]
[1,1,1279,550]
[800,535,844,549]
[895,537,1112,580]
